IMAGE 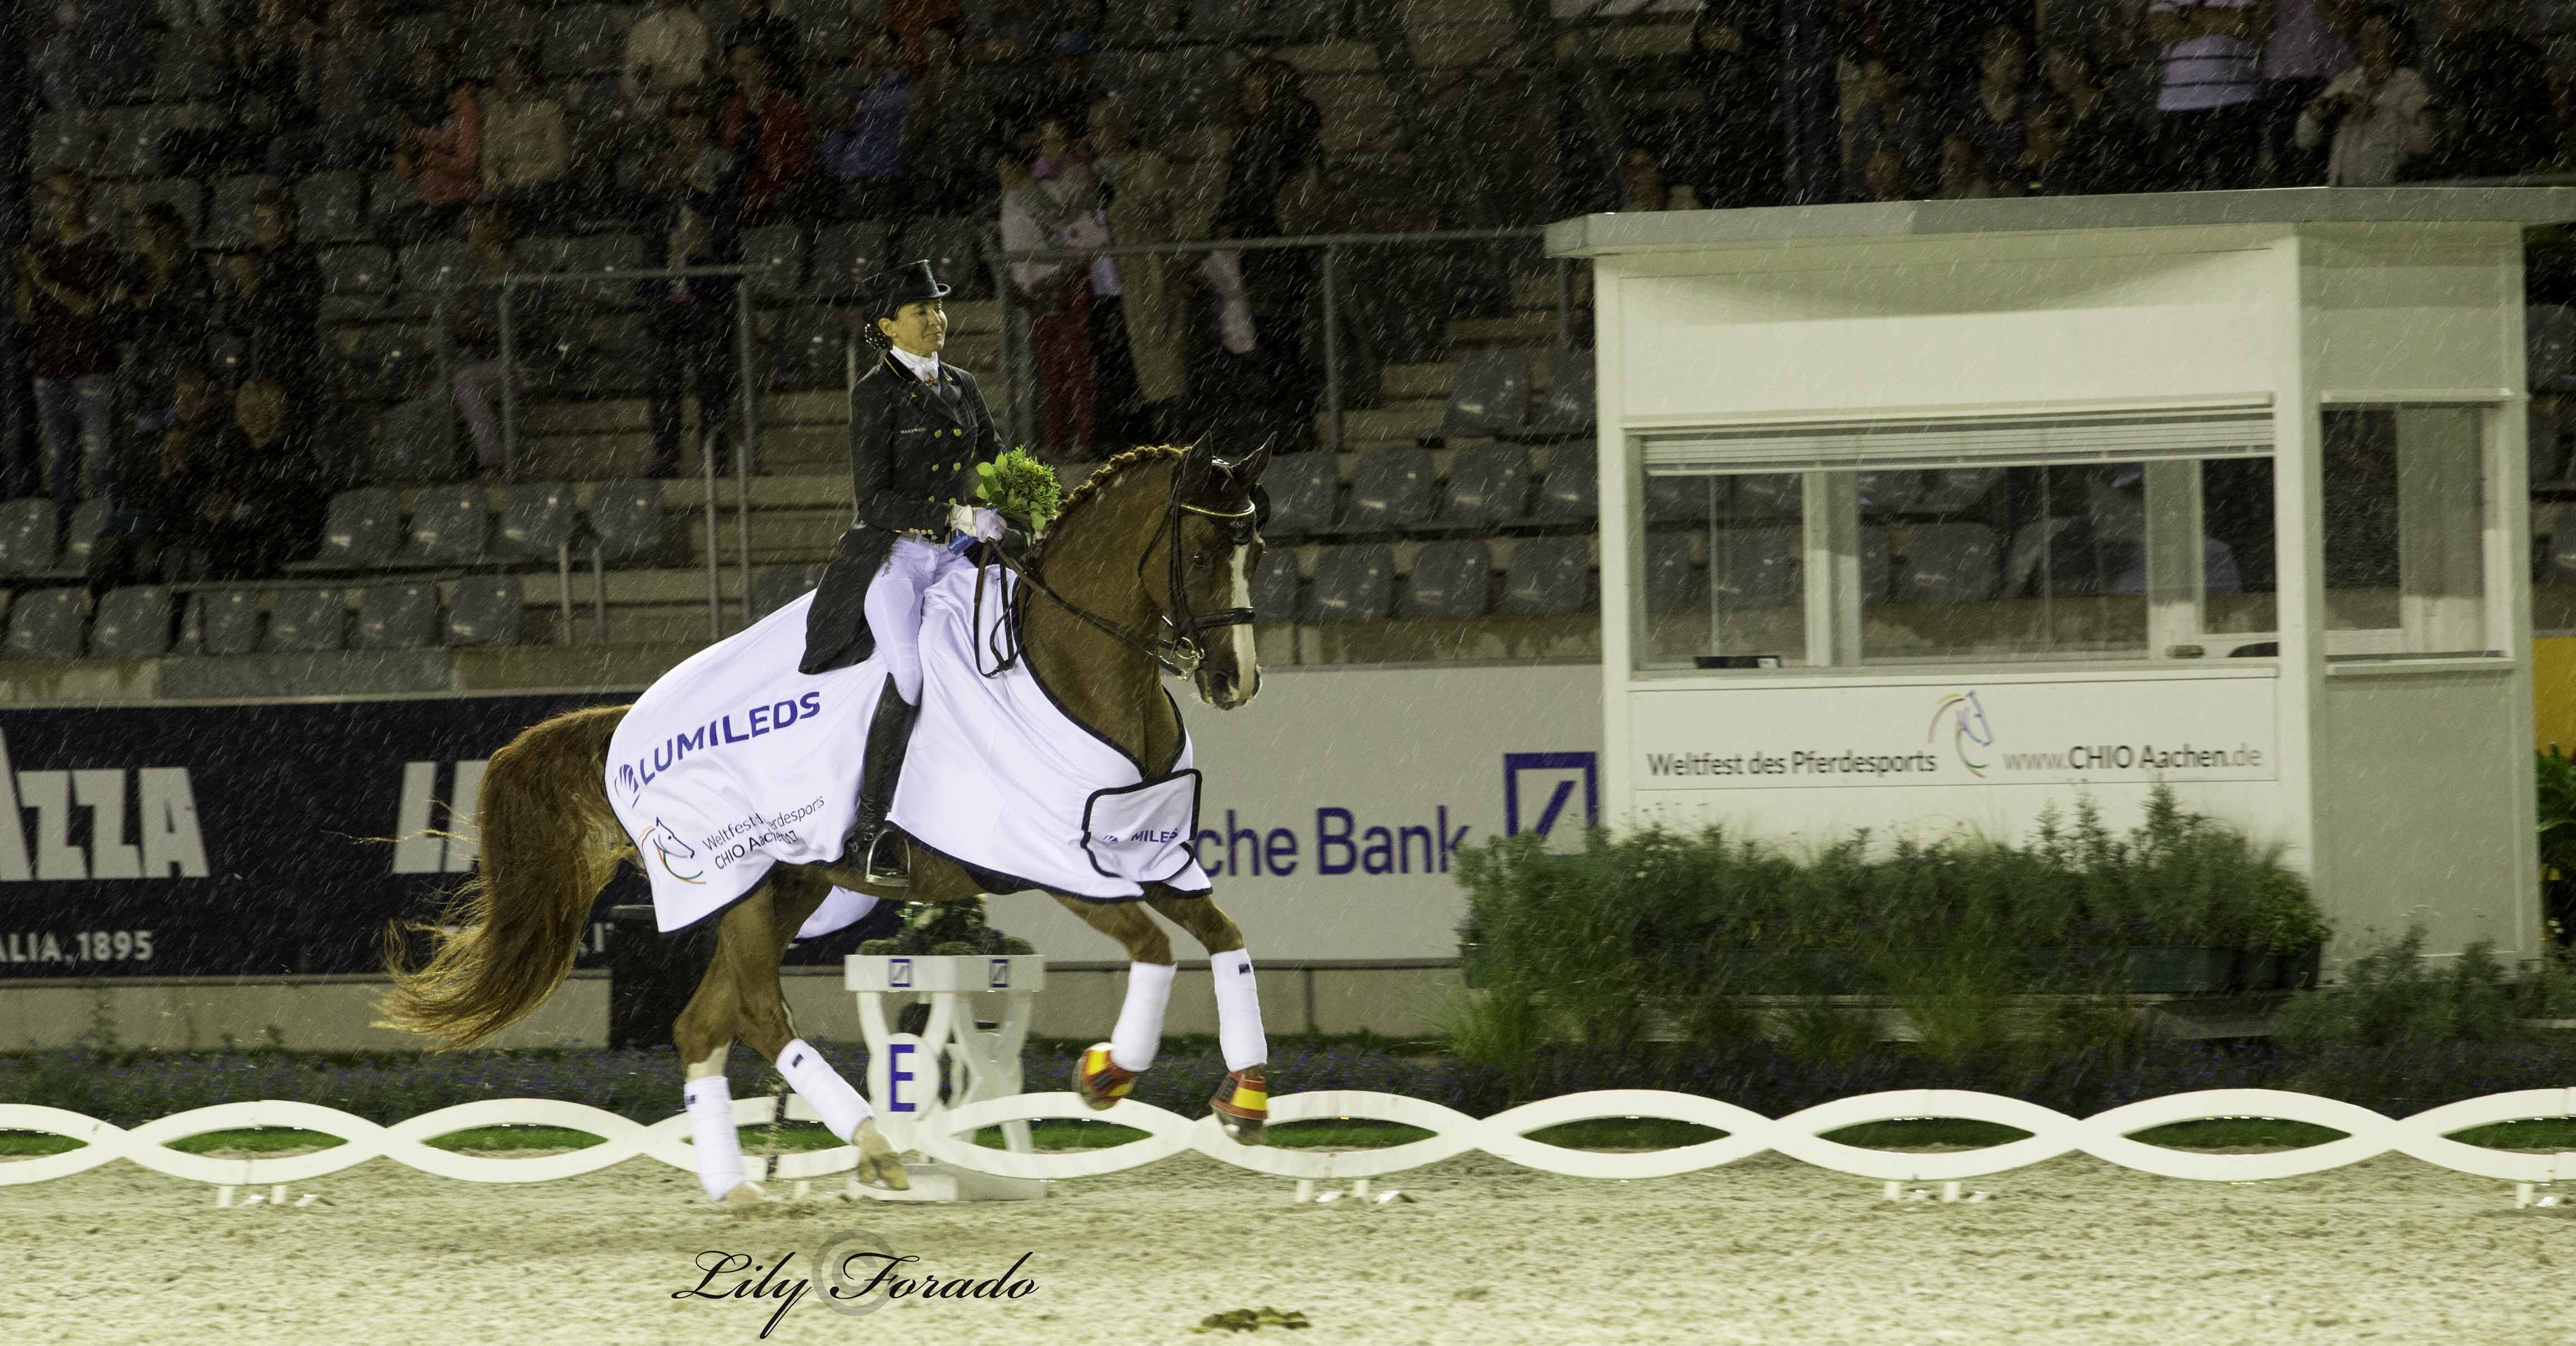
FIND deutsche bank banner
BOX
[0,663,1602,976]
[1631,673,2279,792]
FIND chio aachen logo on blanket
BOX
[641,819,705,884]
[619,691,826,803]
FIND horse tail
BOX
[375,704,633,1051]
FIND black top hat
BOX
[861,259,952,318]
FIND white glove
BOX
[970,507,1006,541]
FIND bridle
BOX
[977,472,1267,678]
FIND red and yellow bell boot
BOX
[1073,1041,1142,1111]
[1209,1066,1268,1146]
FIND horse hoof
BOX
[854,1120,910,1192]
[1073,1042,1141,1112]
[1209,1067,1268,1147]
[717,1180,769,1207]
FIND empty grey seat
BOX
[767,305,850,389]
[1439,444,1529,527]
[1308,545,1395,622]
[1521,349,1596,440]
[742,224,808,303]
[30,112,86,177]
[0,499,59,576]
[1498,537,1592,616]
[2536,306,2576,394]
[197,589,263,656]
[1731,472,1804,520]
[904,217,986,298]
[1899,524,2002,604]
[61,500,110,574]
[4,589,86,659]
[1261,455,1338,537]
[559,233,646,308]
[749,564,824,621]
[264,588,346,651]
[445,575,526,646]
[1400,540,1492,618]
[1251,549,1300,622]
[1643,532,1699,615]
[574,317,655,391]
[315,488,403,567]
[403,485,491,564]
[1855,469,1924,516]
[298,171,369,243]
[1710,527,1802,609]
[205,174,281,249]
[808,223,890,299]
[590,481,669,564]
[371,396,459,484]
[397,239,474,313]
[1534,444,1598,522]
[1643,474,1709,524]
[355,584,439,650]
[1435,350,1529,440]
[1340,449,1433,533]
[494,481,579,563]
[89,587,172,657]
[319,246,395,322]
[98,109,168,181]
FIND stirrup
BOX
[860,825,910,888]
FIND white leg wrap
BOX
[683,1075,747,1202]
[1110,960,1177,1073]
[775,1038,874,1144]
[1211,948,1268,1072]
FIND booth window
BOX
[1638,409,2278,671]
[2321,405,2492,657]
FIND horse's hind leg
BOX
[1149,893,1269,1146]
[1054,894,1175,1115]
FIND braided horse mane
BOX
[1027,443,1193,563]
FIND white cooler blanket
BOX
[605,564,1211,935]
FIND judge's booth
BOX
[1546,190,2576,962]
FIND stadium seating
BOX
[312,488,404,568]
[356,584,439,649]
[0,500,59,577]
[543,5,632,76]
[265,588,348,651]
[1915,467,2004,515]
[298,171,370,244]
[749,563,827,621]
[809,222,891,301]
[401,485,491,564]
[396,240,475,316]
[60,501,110,575]
[447,575,527,646]
[319,245,397,322]
[905,217,987,299]
[1251,549,1301,622]
[5,589,88,660]
[1710,527,1802,610]
[1498,537,1590,616]
[1534,444,1598,523]
[205,174,282,249]
[1855,469,1925,517]
[90,587,173,658]
[1643,473,1707,525]
[1520,348,1596,442]
[589,481,670,565]
[494,482,580,564]
[743,224,809,303]
[1438,444,1530,528]
[1309,545,1395,622]
[1898,524,2003,605]
[1643,531,1698,615]
[1400,540,1492,618]
[1340,449,1434,534]
[371,395,460,483]
[767,306,850,390]
[1261,456,1339,537]
[196,589,264,656]
[1430,350,1529,443]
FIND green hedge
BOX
[1452,785,2328,1057]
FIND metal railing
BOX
[986,227,1571,452]
[431,263,764,643]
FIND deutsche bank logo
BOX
[1503,752,1598,849]
[988,957,1011,989]
[888,957,913,988]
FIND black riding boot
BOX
[845,674,920,887]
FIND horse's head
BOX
[1165,435,1272,710]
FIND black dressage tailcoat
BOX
[799,350,1008,674]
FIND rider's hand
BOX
[969,507,1007,541]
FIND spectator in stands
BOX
[103,362,230,583]
[109,204,217,430]
[1000,119,1103,454]
[881,0,962,56]
[902,18,998,216]
[1616,146,1695,210]
[976,0,1054,84]
[822,29,916,224]
[2146,0,2267,189]
[1016,30,1102,146]
[1845,57,1938,202]
[1213,58,1324,442]
[2297,6,2435,183]
[221,188,324,401]
[33,0,147,115]
[1956,24,2034,185]
[2035,42,2160,194]
[205,373,329,575]
[641,89,746,478]
[386,45,483,245]
[13,173,122,513]
[2420,0,2555,176]
[1678,4,1785,209]
[722,0,802,91]
[445,202,544,481]
[2259,0,2358,185]
[1935,132,2004,197]
[456,0,545,81]
[161,0,304,177]
[1089,95,1188,442]
[721,41,820,225]
[482,45,573,228]
[1862,144,1918,200]
[280,0,398,173]
[624,0,712,119]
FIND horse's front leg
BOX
[1052,892,1175,1118]
[1149,893,1269,1146]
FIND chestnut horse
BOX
[375,440,1275,1203]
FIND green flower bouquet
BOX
[974,447,1064,535]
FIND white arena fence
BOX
[6,1088,2576,1191]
